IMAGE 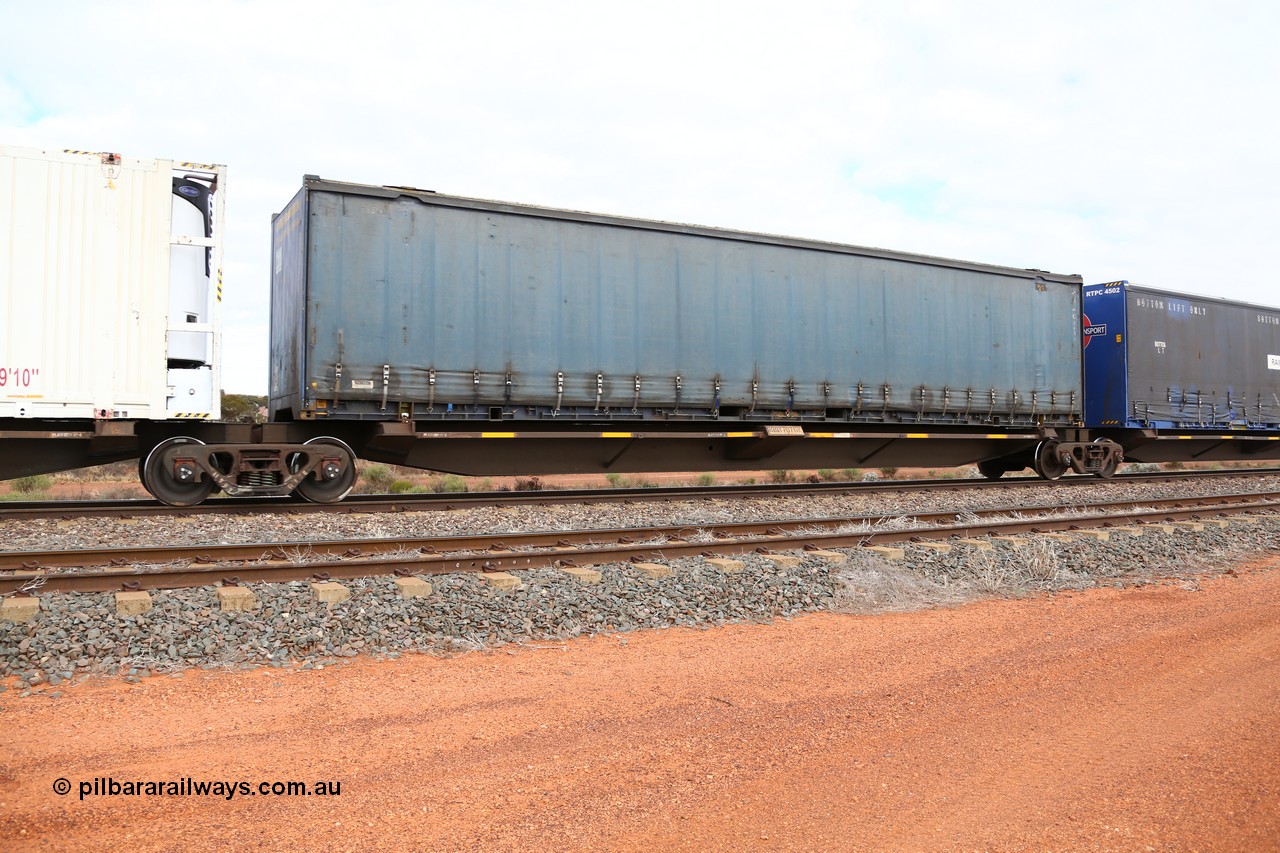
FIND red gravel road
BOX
[2,562,1278,851]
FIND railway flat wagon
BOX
[1084,281,1280,463]
[269,177,1092,477]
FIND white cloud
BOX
[2,0,1278,392]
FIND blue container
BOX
[270,178,1084,426]
[1083,281,1280,429]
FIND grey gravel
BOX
[3,474,1280,552]
[2,485,1279,691]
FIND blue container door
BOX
[1082,282,1129,427]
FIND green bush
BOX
[817,468,837,481]
[605,472,626,487]
[768,469,793,484]
[878,467,900,478]
[389,479,415,493]
[361,464,395,491]
[695,473,716,487]
[12,474,53,494]
[0,490,50,501]
[840,468,861,481]
[220,392,267,423]
[432,474,468,493]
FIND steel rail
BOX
[3,467,1280,522]
[3,491,1277,572]
[3,497,1275,594]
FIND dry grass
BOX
[830,536,1096,615]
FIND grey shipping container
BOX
[1084,282,1280,429]
[269,178,1083,426]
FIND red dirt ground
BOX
[2,562,1278,851]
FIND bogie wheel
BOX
[976,459,1006,480]
[1093,439,1120,479]
[141,437,216,506]
[292,436,358,503]
[1032,439,1068,481]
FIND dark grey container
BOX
[1122,285,1280,427]
[269,178,1083,426]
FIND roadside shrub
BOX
[605,472,626,487]
[878,467,900,478]
[840,468,862,481]
[361,464,395,491]
[389,479,415,493]
[513,476,544,491]
[768,469,794,484]
[0,491,49,502]
[695,473,716,487]
[817,468,837,481]
[432,474,468,493]
[12,475,53,494]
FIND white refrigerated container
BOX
[0,145,223,420]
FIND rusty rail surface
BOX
[2,467,1279,522]
[3,493,1275,594]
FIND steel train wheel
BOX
[291,436,358,503]
[1032,439,1068,481]
[1093,438,1120,479]
[976,459,1006,480]
[141,437,216,506]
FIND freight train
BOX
[2,145,1278,505]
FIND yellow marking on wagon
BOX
[601,432,633,438]
[906,433,929,438]
[480,432,516,438]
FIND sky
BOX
[2,0,1277,394]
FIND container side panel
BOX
[1082,281,1129,426]
[268,188,308,417]
[294,185,1082,422]
[0,147,171,419]
[1123,286,1280,428]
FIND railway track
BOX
[4,467,1280,521]
[5,491,1276,594]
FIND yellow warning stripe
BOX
[986,433,1009,439]
[480,432,515,438]
[171,413,210,420]
[217,268,223,303]
[725,432,756,438]
[906,433,929,438]
[601,432,634,438]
